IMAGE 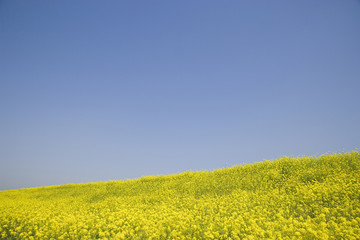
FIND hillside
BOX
[1,151,359,239]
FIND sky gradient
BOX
[1,0,359,190]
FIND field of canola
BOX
[1,151,360,240]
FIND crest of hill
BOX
[1,151,359,203]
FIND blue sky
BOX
[1,0,359,190]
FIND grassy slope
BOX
[1,151,360,239]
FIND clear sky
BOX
[1,0,359,190]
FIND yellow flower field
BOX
[1,151,359,239]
